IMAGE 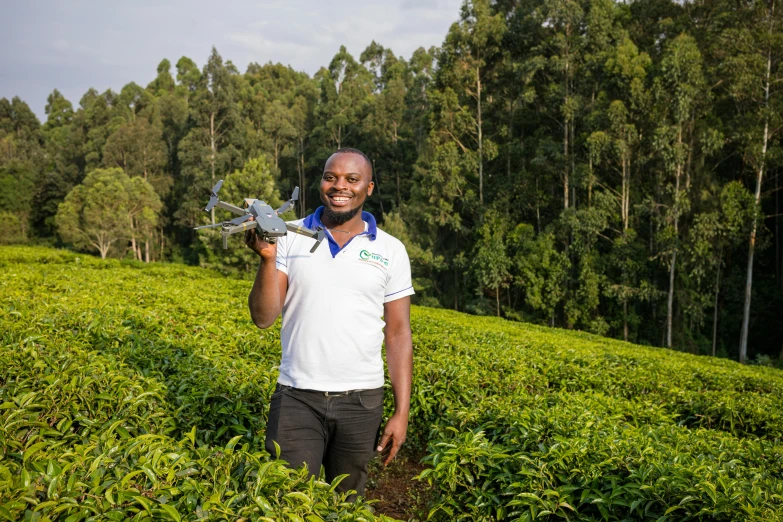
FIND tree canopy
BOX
[2,0,782,362]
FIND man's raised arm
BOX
[246,230,288,329]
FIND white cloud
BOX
[1,0,463,119]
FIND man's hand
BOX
[376,411,408,465]
[245,222,276,260]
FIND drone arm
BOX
[222,220,259,238]
[216,201,247,215]
[285,222,318,239]
[276,186,300,214]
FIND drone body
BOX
[195,181,325,252]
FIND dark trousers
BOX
[265,384,384,497]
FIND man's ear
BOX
[367,181,375,196]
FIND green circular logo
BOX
[360,250,370,260]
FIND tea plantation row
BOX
[1,247,782,521]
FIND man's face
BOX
[319,152,374,222]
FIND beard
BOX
[322,204,361,225]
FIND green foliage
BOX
[55,168,161,260]
[7,0,783,359]
[0,211,27,244]
[198,155,284,274]
[472,210,512,315]
[0,247,394,521]
[4,247,782,520]
[510,224,569,325]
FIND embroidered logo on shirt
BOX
[359,249,389,268]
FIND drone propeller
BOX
[276,186,299,215]
[194,222,226,230]
[228,214,252,226]
[204,179,224,212]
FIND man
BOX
[246,147,414,498]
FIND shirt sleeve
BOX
[384,241,415,303]
[276,230,289,274]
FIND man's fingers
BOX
[244,229,257,248]
[383,437,403,466]
[376,431,390,453]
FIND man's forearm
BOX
[385,331,413,414]
[248,258,281,328]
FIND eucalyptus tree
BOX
[125,175,163,262]
[435,0,505,206]
[177,47,243,227]
[55,168,159,260]
[38,90,85,236]
[530,0,586,210]
[361,42,411,211]
[244,62,317,213]
[313,46,374,152]
[472,208,512,316]
[0,96,42,168]
[510,223,570,327]
[718,0,783,363]
[653,33,708,348]
[405,47,437,155]
[147,59,177,97]
[103,117,169,197]
[687,181,755,356]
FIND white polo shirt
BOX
[275,207,414,391]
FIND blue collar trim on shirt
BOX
[303,206,377,258]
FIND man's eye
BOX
[348,178,359,183]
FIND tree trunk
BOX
[496,287,500,317]
[145,240,150,263]
[96,234,111,260]
[563,23,571,211]
[564,117,569,210]
[739,35,773,364]
[374,159,385,216]
[454,263,459,311]
[712,249,722,357]
[623,298,628,342]
[666,130,684,349]
[507,99,514,182]
[535,175,541,234]
[130,233,137,262]
[394,127,401,209]
[622,156,630,233]
[588,156,593,208]
[571,116,576,209]
[298,138,306,217]
[776,159,780,289]
[210,111,216,225]
[477,65,484,207]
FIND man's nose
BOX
[333,176,348,190]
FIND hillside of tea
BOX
[1,247,782,521]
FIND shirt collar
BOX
[304,206,377,241]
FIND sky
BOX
[1,0,464,122]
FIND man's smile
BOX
[328,194,353,207]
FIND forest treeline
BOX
[1,0,782,362]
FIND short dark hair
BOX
[334,147,373,178]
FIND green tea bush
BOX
[2,246,783,521]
